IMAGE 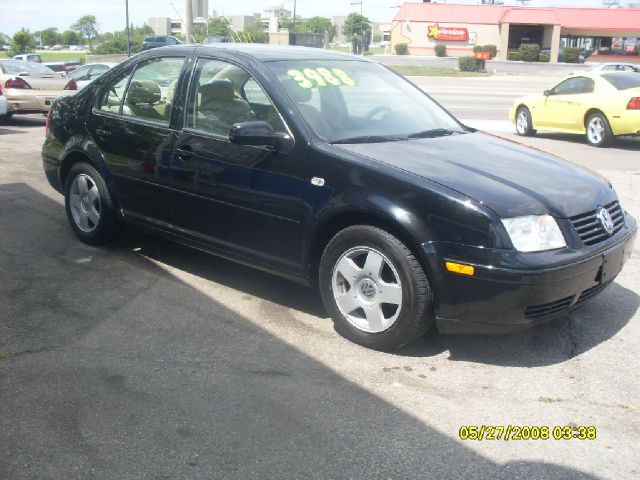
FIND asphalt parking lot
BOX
[1,76,639,479]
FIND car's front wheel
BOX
[586,112,613,147]
[319,225,433,350]
[64,162,121,245]
[515,106,536,136]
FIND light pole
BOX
[350,1,364,55]
[293,0,297,32]
[125,0,131,57]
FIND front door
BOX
[170,57,305,271]
[536,77,590,130]
[88,56,186,227]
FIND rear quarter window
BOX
[602,74,640,90]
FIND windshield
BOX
[0,60,56,75]
[267,60,465,143]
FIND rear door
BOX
[87,55,188,227]
[170,56,305,270]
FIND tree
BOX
[10,28,35,56]
[61,30,80,45]
[37,28,62,47]
[304,16,336,45]
[71,15,98,48]
[193,17,231,42]
[342,12,371,39]
[0,32,11,45]
[207,17,231,37]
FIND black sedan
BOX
[42,44,637,350]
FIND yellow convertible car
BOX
[511,72,640,147]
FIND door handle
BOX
[176,147,194,159]
[95,128,111,138]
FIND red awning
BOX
[394,2,640,30]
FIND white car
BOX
[65,62,118,90]
[586,63,640,74]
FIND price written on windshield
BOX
[287,68,356,89]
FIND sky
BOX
[0,0,635,37]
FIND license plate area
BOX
[600,244,627,283]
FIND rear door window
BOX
[121,57,185,124]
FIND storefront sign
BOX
[624,38,637,53]
[428,24,469,42]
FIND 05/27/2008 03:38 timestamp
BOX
[459,425,597,441]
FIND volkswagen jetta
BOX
[43,45,636,350]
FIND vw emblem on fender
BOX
[596,207,615,235]
[360,280,377,299]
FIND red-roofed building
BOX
[391,3,640,63]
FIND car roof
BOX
[151,43,372,63]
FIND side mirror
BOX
[229,121,294,153]
[543,89,551,96]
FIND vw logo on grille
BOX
[360,280,377,299]
[596,207,615,235]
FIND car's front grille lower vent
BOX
[569,201,624,246]
[525,295,574,319]
[576,281,613,305]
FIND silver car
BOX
[66,62,118,90]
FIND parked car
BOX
[0,87,8,121]
[141,36,181,51]
[13,53,42,63]
[202,36,235,44]
[65,62,118,90]
[0,59,72,118]
[540,48,587,63]
[42,45,636,350]
[586,63,640,74]
[511,72,640,147]
[44,60,82,74]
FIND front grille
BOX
[576,281,613,305]
[569,201,624,246]
[525,295,574,319]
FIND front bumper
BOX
[425,214,637,334]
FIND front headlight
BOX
[501,215,566,252]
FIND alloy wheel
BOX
[331,246,403,333]
[69,173,101,233]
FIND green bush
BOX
[538,53,550,63]
[394,43,408,55]
[458,56,480,72]
[473,44,497,58]
[519,43,540,62]
[434,44,447,57]
[483,44,497,58]
[508,51,521,61]
[563,47,580,63]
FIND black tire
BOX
[585,112,613,147]
[64,162,121,245]
[319,225,433,351]
[515,106,536,136]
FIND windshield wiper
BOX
[331,135,407,145]
[407,128,462,139]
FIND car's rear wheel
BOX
[319,225,433,350]
[64,162,120,245]
[515,106,536,136]
[586,112,613,147]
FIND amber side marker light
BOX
[445,261,475,276]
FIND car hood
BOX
[335,132,614,218]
